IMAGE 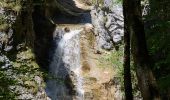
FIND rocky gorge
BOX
[0,0,125,99]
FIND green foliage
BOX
[0,1,21,11]
[145,0,170,95]
[157,75,170,90]
[147,21,170,54]
[146,21,170,71]
[98,46,140,97]
[0,11,8,30]
[99,46,123,70]
[98,46,123,69]
[0,67,17,100]
[91,0,105,6]
[91,0,122,6]
[0,0,22,31]
[98,46,124,86]
[114,0,122,4]
[0,47,47,99]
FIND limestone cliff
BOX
[0,0,124,99]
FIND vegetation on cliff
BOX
[0,0,48,99]
[0,0,170,99]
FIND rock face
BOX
[46,0,92,18]
[0,29,13,52]
[0,1,49,99]
[36,1,125,99]
[44,23,124,99]
[91,4,124,51]
[0,0,124,100]
[79,28,123,100]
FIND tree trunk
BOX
[123,0,133,99]
[123,0,161,99]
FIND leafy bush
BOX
[145,0,170,96]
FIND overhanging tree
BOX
[123,0,161,99]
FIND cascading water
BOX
[46,28,84,100]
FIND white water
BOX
[46,29,84,100]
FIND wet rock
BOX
[84,23,94,33]
[84,91,94,100]
[94,50,102,54]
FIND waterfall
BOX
[46,29,84,100]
